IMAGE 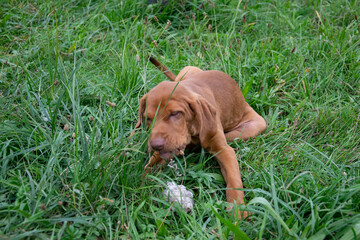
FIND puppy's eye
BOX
[146,119,153,126]
[170,111,182,118]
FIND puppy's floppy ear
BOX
[189,95,217,146]
[134,95,147,129]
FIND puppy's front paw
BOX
[227,204,251,220]
[143,154,167,175]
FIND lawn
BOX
[1,0,359,239]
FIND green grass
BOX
[1,0,359,239]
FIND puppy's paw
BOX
[227,204,251,221]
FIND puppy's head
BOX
[135,81,217,160]
[135,82,193,159]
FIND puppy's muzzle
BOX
[149,138,166,151]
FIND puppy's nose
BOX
[150,138,165,151]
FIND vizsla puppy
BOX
[134,57,266,218]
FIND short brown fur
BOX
[135,58,266,219]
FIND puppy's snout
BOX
[150,138,166,151]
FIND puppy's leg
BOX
[225,108,266,141]
[144,152,166,174]
[205,132,248,219]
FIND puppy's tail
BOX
[149,56,177,81]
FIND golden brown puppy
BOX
[135,58,266,218]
